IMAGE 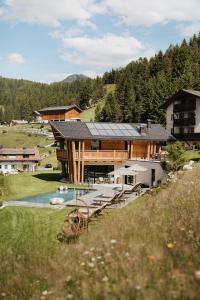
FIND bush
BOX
[164,141,186,171]
[2,130,7,134]
[0,200,3,207]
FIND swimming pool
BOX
[15,188,90,205]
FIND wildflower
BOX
[101,261,105,265]
[80,262,85,267]
[102,276,109,282]
[91,257,96,262]
[83,251,90,256]
[42,291,48,296]
[194,270,200,280]
[97,256,102,260]
[110,239,117,245]
[167,243,174,249]
[125,252,129,257]
[90,247,95,251]
[67,294,73,299]
[135,285,141,290]
[1,293,6,297]
[66,275,72,282]
[87,262,95,268]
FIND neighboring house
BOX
[33,104,82,123]
[0,148,40,174]
[51,120,174,186]
[161,89,200,146]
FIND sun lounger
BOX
[77,203,107,219]
[123,182,142,194]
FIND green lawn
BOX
[0,166,200,299]
[182,149,200,161]
[1,171,86,201]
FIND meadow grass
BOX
[0,165,200,299]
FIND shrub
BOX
[164,141,186,171]
[2,130,7,134]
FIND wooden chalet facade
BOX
[51,121,174,184]
[34,104,82,123]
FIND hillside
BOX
[1,34,200,124]
[0,166,200,299]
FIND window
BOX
[23,154,29,158]
[4,165,8,169]
[91,140,100,150]
[188,127,194,133]
[11,165,16,169]
[171,114,173,121]
[171,128,174,134]
[0,165,2,169]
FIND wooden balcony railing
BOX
[56,149,129,161]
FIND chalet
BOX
[51,121,175,186]
[34,104,82,123]
[161,89,200,146]
[0,148,40,174]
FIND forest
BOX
[1,33,200,124]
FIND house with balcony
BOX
[51,121,174,186]
[33,104,82,123]
[0,148,41,174]
[161,89,200,146]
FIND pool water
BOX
[16,189,89,204]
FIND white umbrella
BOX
[108,167,138,190]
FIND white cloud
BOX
[0,0,104,27]
[181,22,200,37]
[82,70,100,78]
[101,0,200,27]
[8,53,25,64]
[59,33,154,68]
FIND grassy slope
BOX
[182,149,200,161]
[0,165,200,299]
[80,84,116,121]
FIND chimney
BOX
[147,119,151,129]
[139,124,147,135]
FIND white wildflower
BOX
[97,256,102,260]
[66,275,72,282]
[102,276,109,282]
[42,290,48,296]
[1,293,6,297]
[87,262,95,268]
[91,257,96,262]
[67,294,73,299]
[110,239,117,244]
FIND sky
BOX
[0,0,200,83]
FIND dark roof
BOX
[161,89,200,109]
[0,148,36,155]
[37,104,82,113]
[50,121,175,142]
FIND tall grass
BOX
[0,166,200,299]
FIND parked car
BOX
[45,163,52,168]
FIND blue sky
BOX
[0,0,200,83]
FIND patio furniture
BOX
[124,182,142,195]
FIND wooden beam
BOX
[81,141,85,183]
[147,142,150,159]
[72,141,77,184]
[77,141,81,184]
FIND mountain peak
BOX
[61,74,90,83]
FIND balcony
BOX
[174,102,196,112]
[173,133,200,141]
[56,149,129,162]
[173,117,195,126]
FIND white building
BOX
[0,148,40,174]
[161,89,200,147]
